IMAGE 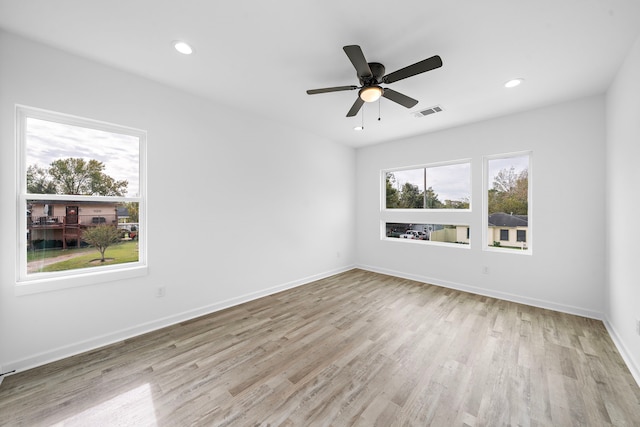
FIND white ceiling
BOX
[1,1,639,147]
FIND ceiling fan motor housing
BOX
[360,62,386,85]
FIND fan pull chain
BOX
[378,98,381,121]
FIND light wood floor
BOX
[1,269,639,426]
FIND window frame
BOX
[382,159,472,212]
[15,105,148,295]
[381,158,472,249]
[382,221,471,248]
[483,151,532,254]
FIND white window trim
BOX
[482,150,532,255]
[15,105,148,295]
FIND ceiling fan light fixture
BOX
[359,86,383,103]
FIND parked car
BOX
[400,230,427,240]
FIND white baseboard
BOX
[603,318,640,388]
[3,265,356,377]
[357,264,604,320]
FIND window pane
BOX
[26,118,140,197]
[385,162,470,209]
[487,154,529,250]
[385,222,470,245]
[386,169,424,209]
[425,163,471,209]
[18,107,146,288]
[27,200,139,274]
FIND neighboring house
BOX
[116,206,129,223]
[28,201,121,249]
[488,212,528,248]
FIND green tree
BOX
[123,202,139,223]
[488,167,528,214]
[26,164,57,194]
[425,186,443,208]
[443,198,470,209]
[45,158,128,196]
[82,225,121,262]
[399,182,424,208]
[385,173,399,208]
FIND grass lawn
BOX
[39,241,139,272]
[27,245,95,262]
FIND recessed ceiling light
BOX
[504,78,524,88]
[173,41,194,55]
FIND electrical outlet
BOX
[156,286,166,298]
[636,319,640,336]
[482,266,489,274]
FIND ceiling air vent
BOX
[414,105,444,118]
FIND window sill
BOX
[483,246,532,255]
[382,237,471,249]
[15,264,148,296]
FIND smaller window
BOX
[384,222,470,246]
[485,152,531,253]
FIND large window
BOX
[16,106,147,293]
[385,161,471,210]
[382,160,471,248]
[485,152,531,252]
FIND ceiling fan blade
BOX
[306,85,358,95]
[343,45,373,79]
[382,88,419,108]
[346,97,365,117]
[382,55,442,84]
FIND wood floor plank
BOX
[1,269,639,426]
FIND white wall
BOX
[0,31,356,372]
[605,33,640,383]
[356,96,606,318]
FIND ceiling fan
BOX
[306,45,442,117]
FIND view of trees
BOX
[386,173,469,209]
[387,166,526,213]
[27,158,128,196]
[488,167,528,215]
